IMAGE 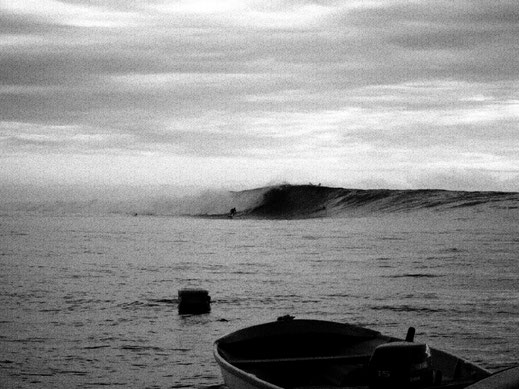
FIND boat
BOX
[213,317,506,389]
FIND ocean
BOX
[1,185,518,388]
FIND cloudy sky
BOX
[1,0,519,195]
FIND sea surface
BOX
[1,199,518,388]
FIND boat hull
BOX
[214,319,491,389]
[216,357,280,389]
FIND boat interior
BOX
[216,322,490,389]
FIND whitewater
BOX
[1,185,518,388]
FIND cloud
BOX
[0,121,135,153]
[2,0,139,28]
[0,0,518,191]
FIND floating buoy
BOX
[178,288,211,314]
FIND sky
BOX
[1,0,519,197]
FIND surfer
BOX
[229,208,237,218]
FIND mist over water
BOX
[1,185,518,388]
[0,186,239,216]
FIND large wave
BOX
[191,184,519,219]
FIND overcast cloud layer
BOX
[1,0,519,194]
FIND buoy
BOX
[178,288,211,314]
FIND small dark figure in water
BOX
[229,208,237,218]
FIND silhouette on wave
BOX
[198,184,519,219]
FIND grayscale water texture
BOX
[1,206,518,388]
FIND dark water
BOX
[1,207,518,388]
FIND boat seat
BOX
[231,354,371,366]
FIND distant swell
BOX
[6,184,519,219]
[385,273,444,278]
[371,305,445,314]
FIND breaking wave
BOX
[193,184,519,219]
